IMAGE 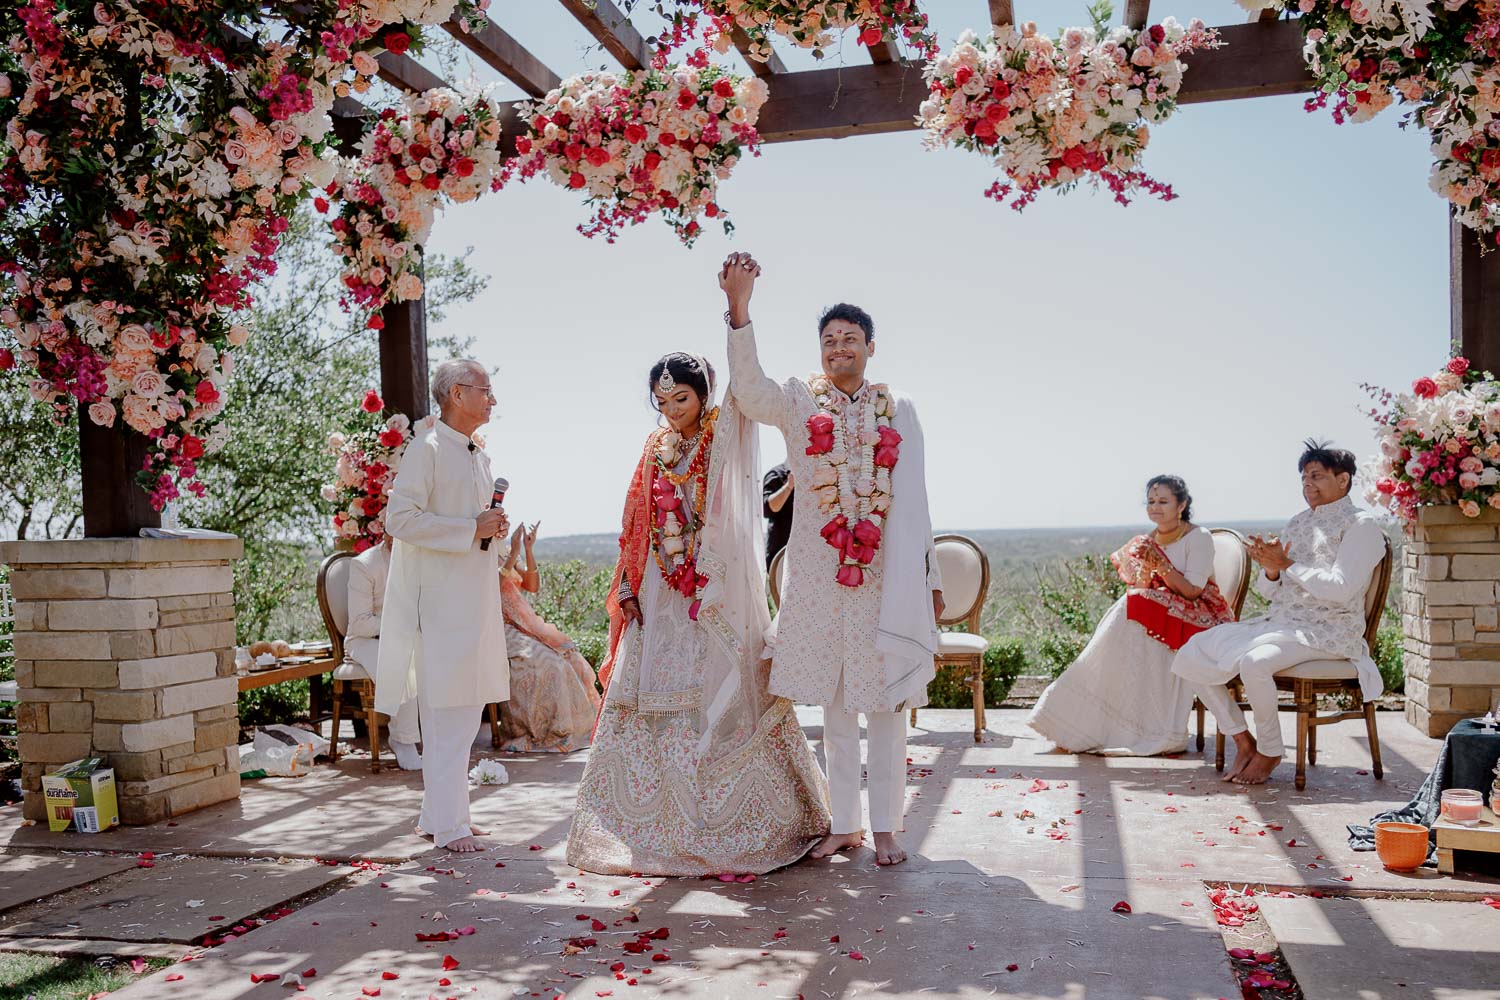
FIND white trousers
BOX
[1172,626,1326,759]
[417,700,481,847]
[822,707,906,835]
[346,637,420,744]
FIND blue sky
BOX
[401,1,1446,537]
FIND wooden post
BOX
[380,275,430,421]
[1450,212,1500,373]
[78,413,161,537]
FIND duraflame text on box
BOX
[41,758,120,834]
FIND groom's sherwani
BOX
[727,322,941,834]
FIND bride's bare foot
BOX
[1231,752,1282,786]
[1223,733,1258,782]
[438,835,492,853]
[810,832,864,859]
[872,832,907,867]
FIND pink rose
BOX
[87,401,116,427]
[1448,357,1471,375]
[1412,376,1438,399]
[131,369,166,398]
[362,389,384,413]
[821,515,853,553]
[835,564,865,588]
[851,519,882,548]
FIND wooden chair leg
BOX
[488,702,502,749]
[1194,698,1205,752]
[328,680,344,762]
[1293,683,1311,792]
[1307,712,1318,767]
[970,657,985,744]
[909,707,918,728]
[1214,730,1225,772]
[1364,700,1384,780]
[358,682,381,773]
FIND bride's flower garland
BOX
[804,376,899,588]
[697,1,938,64]
[511,60,767,245]
[919,17,1220,210]
[649,410,716,619]
[324,87,506,328]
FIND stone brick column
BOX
[0,538,243,825]
[1402,506,1500,738]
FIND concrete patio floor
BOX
[0,708,1495,999]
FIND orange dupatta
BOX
[597,431,662,695]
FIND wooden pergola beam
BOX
[867,36,899,64]
[1256,6,1280,22]
[443,12,560,97]
[988,1,1014,28]
[375,49,452,93]
[1125,1,1151,30]
[731,24,787,77]
[555,0,649,71]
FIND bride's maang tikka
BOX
[656,365,678,394]
[657,353,712,396]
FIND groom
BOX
[720,252,944,866]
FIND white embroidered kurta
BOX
[376,420,508,716]
[1173,496,1387,701]
[727,322,941,714]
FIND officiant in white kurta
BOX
[378,359,509,852]
[721,252,943,868]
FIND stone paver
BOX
[1259,895,1500,999]
[0,855,351,944]
[0,850,137,912]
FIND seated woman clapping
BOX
[1027,476,1236,756]
[495,522,602,754]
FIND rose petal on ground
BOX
[381,971,399,980]
[848,951,865,961]
[442,955,460,971]
[1112,901,1132,914]
[250,973,281,983]
[165,974,185,982]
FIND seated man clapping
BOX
[346,535,422,770]
[1172,441,1386,785]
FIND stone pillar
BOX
[0,537,243,825]
[1402,506,1500,738]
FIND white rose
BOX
[320,484,339,502]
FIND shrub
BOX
[1374,613,1404,695]
[924,635,1028,707]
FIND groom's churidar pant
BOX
[417,699,482,847]
[1173,626,1328,759]
[822,706,906,835]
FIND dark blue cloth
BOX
[1347,718,1500,865]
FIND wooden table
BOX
[1436,806,1500,875]
[237,657,339,721]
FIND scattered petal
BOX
[442,954,460,971]
[1112,901,1132,915]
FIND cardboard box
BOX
[41,758,119,834]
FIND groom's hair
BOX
[818,303,874,343]
[1297,439,1358,485]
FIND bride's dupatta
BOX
[1110,534,1235,651]
[598,444,655,697]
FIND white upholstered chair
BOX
[910,534,992,743]
[317,550,385,772]
[1193,529,1253,750]
[1208,537,1392,791]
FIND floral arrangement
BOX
[468,758,509,785]
[805,375,899,588]
[1240,1,1500,241]
[698,1,938,63]
[511,62,768,244]
[323,389,428,551]
[649,412,716,619]
[0,1,486,508]
[1365,357,1500,525]
[325,87,507,328]
[918,16,1220,210]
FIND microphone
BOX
[479,476,508,551]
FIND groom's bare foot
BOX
[1223,733,1258,782]
[810,832,864,859]
[469,825,489,836]
[1231,753,1282,786]
[438,835,492,853]
[872,832,907,867]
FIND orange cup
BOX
[1374,821,1430,872]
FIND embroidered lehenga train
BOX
[565,391,830,877]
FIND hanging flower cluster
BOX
[325,86,507,328]
[697,1,938,63]
[918,17,1220,210]
[1241,1,1500,241]
[0,1,487,508]
[1365,357,1500,525]
[323,389,429,551]
[511,61,768,245]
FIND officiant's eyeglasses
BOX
[458,383,496,401]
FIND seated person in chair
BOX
[347,535,423,770]
[1028,475,1235,756]
[1172,440,1386,786]
[496,522,601,753]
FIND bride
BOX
[566,352,830,876]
